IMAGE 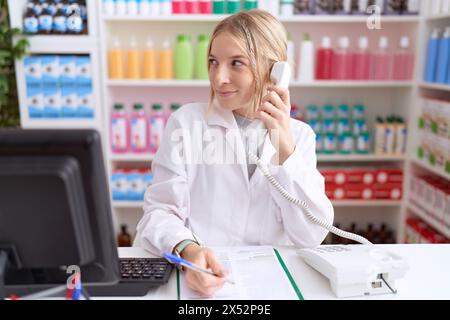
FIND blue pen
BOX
[163,253,235,285]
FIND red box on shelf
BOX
[325,184,345,200]
[375,169,403,184]
[321,170,346,185]
[344,184,373,200]
[345,169,375,185]
[373,183,403,200]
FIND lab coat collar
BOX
[205,100,237,130]
[205,101,277,187]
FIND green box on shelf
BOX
[417,147,423,159]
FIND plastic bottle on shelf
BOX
[172,0,187,14]
[353,37,371,80]
[287,34,295,80]
[160,0,172,15]
[108,38,125,79]
[333,36,353,80]
[213,0,225,14]
[111,103,129,153]
[126,37,141,79]
[315,36,334,80]
[115,0,127,15]
[158,39,173,79]
[424,28,441,83]
[280,0,294,16]
[149,0,161,16]
[148,104,166,154]
[436,27,450,84]
[186,0,199,13]
[394,116,407,155]
[393,36,415,81]
[38,4,53,34]
[175,34,194,80]
[199,0,213,14]
[23,7,39,35]
[244,0,258,11]
[127,0,139,15]
[139,0,151,15]
[298,33,315,83]
[195,34,210,80]
[130,103,148,153]
[53,5,67,34]
[372,36,392,81]
[226,0,241,13]
[143,37,157,79]
[374,116,386,155]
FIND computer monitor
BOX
[0,129,120,298]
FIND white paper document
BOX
[178,246,301,300]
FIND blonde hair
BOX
[207,9,288,116]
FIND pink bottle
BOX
[186,0,199,13]
[148,104,166,154]
[333,37,353,80]
[172,0,186,14]
[111,103,129,153]
[371,37,392,81]
[393,36,415,81]
[130,103,148,153]
[353,37,371,80]
[316,36,334,80]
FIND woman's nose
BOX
[214,66,231,85]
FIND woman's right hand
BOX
[180,243,226,297]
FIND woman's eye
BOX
[208,59,217,66]
[232,60,243,67]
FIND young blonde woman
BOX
[136,10,334,296]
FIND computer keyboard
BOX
[85,257,174,297]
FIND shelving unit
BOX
[407,202,450,240]
[96,4,422,239]
[8,0,103,132]
[10,1,443,244]
[399,3,450,243]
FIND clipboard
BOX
[176,246,304,300]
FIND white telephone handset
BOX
[248,62,409,298]
[247,61,291,132]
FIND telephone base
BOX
[297,245,409,298]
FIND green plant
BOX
[0,0,29,128]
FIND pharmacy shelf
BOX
[110,153,155,162]
[317,154,405,162]
[14,35,98,54]
[113,200,402,209]
[332,200,403,207]
[411,158,450,181]
[107,80,210,87]
[113,201,144,209]
[407,202,450,239]
[102,14,419,23]
[419,82,450,92]
[20,118,100,129]
[425,13,450,21]
[107,79,414,88]
[108,153,404,163]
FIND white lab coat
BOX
[136,102,334,256]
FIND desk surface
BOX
[116,244,450,300]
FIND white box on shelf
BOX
[24,56,41,85]
[41,55,60,85]
[59,55,77,85]
[26,84,44,118]
[77,85,94,118]
[76,55,92,86]
[43,84,61,118]
[61,84,78,118]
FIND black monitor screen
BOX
[0,129,119,296]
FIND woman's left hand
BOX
[256,85,296,165]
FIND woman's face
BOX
[208,32,255,117]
